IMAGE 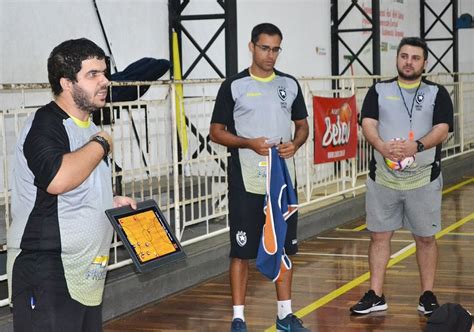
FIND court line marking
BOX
[297,253,368,258]
[265,212,474,332]
[336,228,367,232]
[264,177,474,332]
[442,232,474,236]
[442,177,474,194]
[320,232,474,238]
[351,224,368,231]
[389,229,474,236]
[299,232,474,259]
[315,236,413,242]
[345,177,474,232]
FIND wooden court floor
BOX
[104,175,474,331]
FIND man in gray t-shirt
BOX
[210,23,309,332]
[7,38,136,332]
[350,37,453,316]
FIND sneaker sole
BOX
[417,304,436,315]
[351,303,388,314]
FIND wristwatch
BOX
[416,140,425,152]
[90,135,111,158]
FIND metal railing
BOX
[0,72,473,307]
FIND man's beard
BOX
[72,84,101,113]
[397,66,423,81]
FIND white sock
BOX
[233,305,245,321]
[277,300,292,320]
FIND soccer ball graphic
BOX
[383,137,416,171]
[384,155,415,171]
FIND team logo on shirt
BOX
[415,92,425,111]
[277,87,287,101]
[85,255,109,280]
[416,92,424,104]
[236,231,247,247]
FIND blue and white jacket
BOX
[256,147,298,282]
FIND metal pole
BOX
[459,80,464,153]
[92,0,150,176]
[453,0,459,77]
[92,0,118,73]
[372,0,381,75]
[170,83,182,239]
[331,0,339,77]
[224,0,238,77]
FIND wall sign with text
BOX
[313,95,358,164]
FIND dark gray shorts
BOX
[365,175,443,236]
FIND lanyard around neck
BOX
[397,81,421,127]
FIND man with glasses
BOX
[210,23,309,332]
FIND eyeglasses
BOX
[254,43,282,54]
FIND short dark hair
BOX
[47,38,106,96]
[251,23,283,44]
[397,37,428,60]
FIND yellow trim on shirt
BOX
[247,92,262,97]
[69,114,91,128]
[398,80,421,90]
[250,71,276,82]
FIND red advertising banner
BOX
[313,95,358,164]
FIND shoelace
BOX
[232,319,246,329]
[290,315,304,327]
[360,292,375,303]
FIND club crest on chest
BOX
[278,87,287,101]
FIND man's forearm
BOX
[47,141,106,195]
[417,123,449,149]
[362,118,384,152]
[209,125,251,149]
[292,119,309,150]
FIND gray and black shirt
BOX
[211,68,308,194]
[361,78,454,190]
[8,101,114,306]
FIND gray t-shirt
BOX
[211,69,308,194]
[361,78,453,190]
[8,101,114,306]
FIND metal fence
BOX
[0,72,473,306]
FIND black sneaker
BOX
[417,290,440,315]
[350,290,388,314]
[230,318,247,332]
[275,314,309,332]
